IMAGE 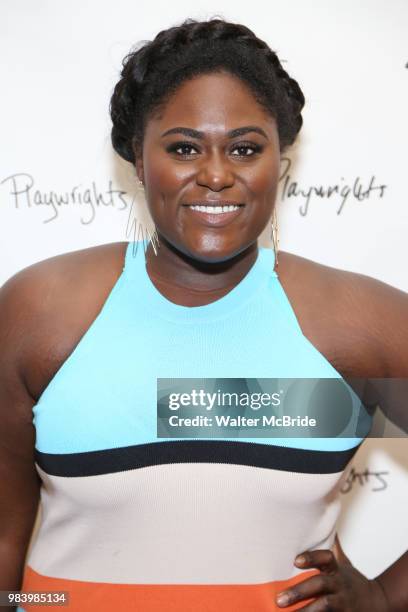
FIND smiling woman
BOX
[1,16,408,612]
[133,70,283,276]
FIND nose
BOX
[195,151,235,191]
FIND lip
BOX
[182,202,245,227]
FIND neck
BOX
[144,234,259,295]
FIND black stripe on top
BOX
[34,439,361,478]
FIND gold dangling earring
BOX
[270,208,279,269]
[147,224,160,256]
[138,179,161,257]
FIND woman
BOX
[0,17,407,612]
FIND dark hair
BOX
[110,17,305,163]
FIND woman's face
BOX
[136,70,280,263]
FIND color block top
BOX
[19,240,372,612]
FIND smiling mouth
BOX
[182,202,245,226]
[183,202,245,214]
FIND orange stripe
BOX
[20,565,321,611]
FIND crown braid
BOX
[110,18,305,163]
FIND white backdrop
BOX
[1,0,407,579]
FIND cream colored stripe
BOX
[28,462,348,584]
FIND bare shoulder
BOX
[278,250,408,377]
[0,241,129,400]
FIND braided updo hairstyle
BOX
[110,18,305,164]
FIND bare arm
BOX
[354,274,408,610]
[326,270,408,610]
[0,271,42,602]
[335,271,408,433]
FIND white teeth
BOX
[188,205,240,213]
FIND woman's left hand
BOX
[275,534,389,611]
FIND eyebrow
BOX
[161,125,269,139]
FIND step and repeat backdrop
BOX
[1,0,407,578]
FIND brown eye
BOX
[166,142,199,156]
[231,142,262,157]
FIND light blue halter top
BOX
[32,239,371,455]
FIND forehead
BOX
[146,71,276,137]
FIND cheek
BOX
[144,149,192,196]
[245,157,280,200]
